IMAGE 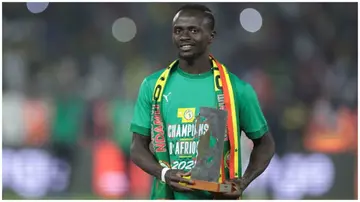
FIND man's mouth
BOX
[179,44,194,51]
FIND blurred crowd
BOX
[2,2,357,199]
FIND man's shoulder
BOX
[146,69,165,80]
[226,70,258,101]
[142,68,167,88]
[227,71,251,89]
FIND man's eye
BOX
[190,29,198,33]
[175,29,181,34]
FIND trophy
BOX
[181,107,234,193]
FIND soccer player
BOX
[130,4,275,200]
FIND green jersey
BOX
[130,65,268,199]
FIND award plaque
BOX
[181,107,234,193]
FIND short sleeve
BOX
[130,78,152,136]
[238,83,269,139]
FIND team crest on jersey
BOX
[177,108,196,123]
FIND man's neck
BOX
[179,54,212,74]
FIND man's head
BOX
[172,4,216,60]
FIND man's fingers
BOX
[179,176,194,185]
[170,182,193,192]
[224,180,240,192]
[222,192,240,197]
[213,192,241,200]
[211,184,242,200]
[222,189,242,199]
[180,171,191,176]
[170,176,194,184]
[172,173,194,184]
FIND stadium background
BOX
[2,2,358,199]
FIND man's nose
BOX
[180,31,191,41]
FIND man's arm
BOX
[240,131,275,190]
[130,133,163,179]
[130,78,193,192]
[237,83,276,194]
[213,80,275,199]
[212,132,275,199]
[131,132,194,191]
[130,77,163,178]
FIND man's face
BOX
[172,10,213,60]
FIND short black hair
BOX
[176,4,215,31]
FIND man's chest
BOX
[160,79,217,125]
[158,78,217,167]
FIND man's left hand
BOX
[211,178,248,200]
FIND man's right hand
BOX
[130,133,194,192]
[165,169,195,192]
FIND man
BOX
[130,4,275,200]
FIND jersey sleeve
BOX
[238,83,269,139]
[130,78,152,136]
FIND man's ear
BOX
[211,30,216,39]
[209,30,216,44]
